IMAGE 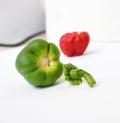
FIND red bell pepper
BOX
[59,31,90,56]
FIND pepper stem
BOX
[78,69,96,87]
[63,63,96,87]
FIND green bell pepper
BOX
[15,39,63,87]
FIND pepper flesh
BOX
[63,63,96,87]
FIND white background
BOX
[46,0,120,42]
[0,42,120,123]
[1,1,120,122]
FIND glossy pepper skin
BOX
[59,31,90,56]
[15,39,63,87]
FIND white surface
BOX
[0,42,120,123]
[0,0,45,44]
[46,0,120,42]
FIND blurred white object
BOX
[46,0,120,42]
[0,0,45,46]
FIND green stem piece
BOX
[63,63,96,87]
